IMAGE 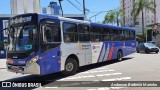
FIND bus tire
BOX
[117,50,123,61]
[62,58,78,75]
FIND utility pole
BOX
[83,0,86,15]
[59,0,63,17]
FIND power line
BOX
[67,0,83,12]
[74,0,110,14]
[74,0,90,13]
[75,0,82,6]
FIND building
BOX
[42,7,52,14]
[42,1,60,15]
[49,2,60,15]
[63,14,86,20]
[11,0,41,14]
[120,0,160,33]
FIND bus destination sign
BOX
[10,16,32,25]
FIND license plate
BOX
[12,66,19,71]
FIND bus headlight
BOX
[27,56,39,66]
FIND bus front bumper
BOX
[7,63,40,75]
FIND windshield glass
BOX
[8,25,37,51]
[144,43,157,47]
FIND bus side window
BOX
[91,26,101,42]
[130,31,135,40]
[44,26,51,42]
[102,28,110,41]
[125,31,130,41]
[111,29,118,41]
[120,30,125,41]
[63,22,77,42]
[43,25,61,43]
[78,24,90,42]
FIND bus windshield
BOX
[8,25,37,51]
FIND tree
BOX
[131,0,155,41]
[115,9,125,26]
[103,9,124,26]
[103,10,115,25]
[119,9,125,26]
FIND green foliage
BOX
[103,8,124,26]
[131,0,155,26]
[136,33,146,42]
[131,0,155,41]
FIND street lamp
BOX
[58,0,63,17]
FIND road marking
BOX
[61,75,95,80]
[90,70,115,73]
[102,77,131,81]
[96,73,122,77]
[59,73,123,81]
[77,70,115,75]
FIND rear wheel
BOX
[62,58,78,75]
[117,50,123,61]
[156,51,159,53]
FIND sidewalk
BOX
[0,59,6,69]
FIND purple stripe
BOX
[97,43,104,62]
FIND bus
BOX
[6,13,136,75]
[0,29,7,58]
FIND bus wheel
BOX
[62,58,78,75]
[117,50,123,61]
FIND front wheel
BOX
[62,58,78,75]
[117,50,123,61]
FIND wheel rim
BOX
[65,63,74,71]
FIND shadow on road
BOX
[0,57,133,89]
[138,52,159,54]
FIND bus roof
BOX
[38,13,90,24]
[10,13,135,31]
[91,22,135,31]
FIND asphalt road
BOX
[0,53,160,90]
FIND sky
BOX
[0,0,120,23]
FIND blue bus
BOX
[0,29,7,58]
[0,36,5,58]
[0,16,10,58]
[6,13,136,75]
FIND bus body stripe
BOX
[97,43,104,62]
[107,43,114,60]
[103,44,110,61]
